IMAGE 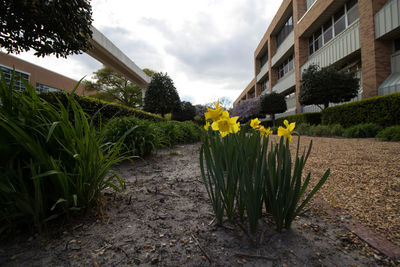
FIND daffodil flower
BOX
[204,121,210,131]
[259,126,272,136]
[250,118,261,129]
[211,111,239,137]
[277,120,296,142]
[204,100,224,121]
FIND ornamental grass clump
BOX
[200,100,330,233]
[0,72,130,233]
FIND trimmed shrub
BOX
[342,123,382,138]
[276,112,321,126]
[296,123,344,137]
[376,126,400,141]
[40,91,165,126]
[309,125,332,137]
[329,124,345,137]
[103,117,161,157]
[157,121,201,146]
[322,93,400,127]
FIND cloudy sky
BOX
[10,0,281,105]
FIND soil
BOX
[0,139,399,266]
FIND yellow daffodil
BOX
[277,120,296,142]
[204,100,224,121]
[259,126,272,136]
[250,118,261,129]
[211,111,240,137]
[204,121,210,130]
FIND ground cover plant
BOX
[0,74,129,233]
[200,101,330,233]
[376,125,400,141]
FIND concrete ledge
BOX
[87,26,150,89]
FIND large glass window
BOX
[309,0,359,56]
[0,65,30,91]
[277,54,294,80]
[276,15,293,48]
[36,83,59,93]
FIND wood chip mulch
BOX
[272,135,400,247]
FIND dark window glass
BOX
[0,66,29,91]
[347,2,359,25]
[347,0,357,10]
[276,15,293,48]
[394,38,400,52]
[323,26,333,44]
[323,18,333,29]
[334,7,345,22]
[309,43,314,55]
[334,15,346,35]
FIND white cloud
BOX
[8,0,282,105]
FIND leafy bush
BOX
[309,125,333,137]
[322,93,400,127]
[157,121,201,146]
[296,123,344,137]
[277,112,321,126]
[171,101,196,121]
[103,117,161,157]
[376,126,400,141]
[342,123,382,138]
[40,91,165,127]
[231,97,262,123]
[0,75,127,233]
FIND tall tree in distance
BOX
[300,64,359,110]
[143,72,181,117]
[0,0,93,58]
[260,92,287,126]
[84,67,143,108]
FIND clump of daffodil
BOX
[250,118,261,129]
[278,120,296,142]
[211,111,240,137]
[204,100,223,122]
[259,126,273,136]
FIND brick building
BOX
[0,52,86,95]
[234,0,400,118]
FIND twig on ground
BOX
[190,232,212,264]
[235,252,277,261]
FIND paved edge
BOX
[313,198,400,259]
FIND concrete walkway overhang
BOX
[86,26,151,89]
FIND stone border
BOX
[314,198,400,259]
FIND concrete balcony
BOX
[272,70,295,94]
[271,30,294,67]
[375,0,400,39]
[301,20,360,71]
[256,61,269,82]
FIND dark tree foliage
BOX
[231,97,262,123]
[171,101,196,121]
[84,67,142,108]
[300,64,359,110]
[0,0,93,58]
[260,92,287,126]
[143,72,181,117]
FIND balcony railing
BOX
[257,61,269,82]
[375,0,400,39]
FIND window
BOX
[276,15,293,48]
[306,0,316,10]
[309,1,359,56]
[394,38,400,52]
[260,79,269,93]
[323,19,333,44]
[36,83,59,93]
[347,0,359,25]
[0,65,30,91]
[260,51,268,67]
[277,54,294,80]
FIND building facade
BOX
[234,0,400,118]
[0,52,86,95]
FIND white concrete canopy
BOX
[86,26,151,90]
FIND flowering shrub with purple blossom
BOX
[231,97,263,123]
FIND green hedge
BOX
[261,112,321,127]
[40,91,165,125]
[322,93,400,127]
